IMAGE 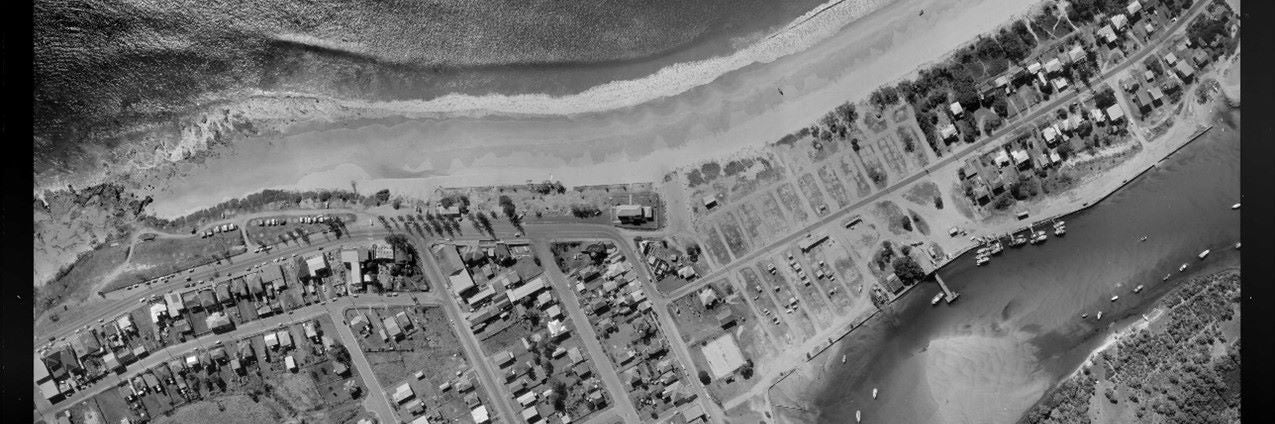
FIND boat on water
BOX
[1054,225,1066,236]
[1053,220,1066,228]
[990,242,1004,255]
[873,388,878,399]
[932,292,945,305]
[1133,285,1144,293]
[1111,295,1120,302]
[1163,273,1171,281]
[856,410,862,422]
[1081,313,1088,319]
[1198,249,1211,259]
[1140,235,1148,242]
[976,256,990,266]
[977,247,990,256]
[842,355,847,364]
[1009,236,1028,247]
[1179,263,1190,272]
[1232,203,1240,210]
[1096,311,1103,320]
[1030,231,1047,244]
[1235,242,1241,249]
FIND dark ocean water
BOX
[33,0,829,177]
[812,104,1241,423]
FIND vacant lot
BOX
[35,242,130,321]
[113,235,247,290]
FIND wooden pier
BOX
[935,274,960,303]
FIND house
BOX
[341,249,363,289]
[449,270,477,298]
[682,404,708,423]
[992,149,1011,168]
[206,311,233,333]
[278,329,293,348]
[1174,61,1195,80]
[403,399,425,415]
[116,314,135,334]
[1011,149,1031,169]
[697,287,720,308]
[1136,90,1153,111]
[165,292,184,316]
[1068,45,1086,63]
[1042,126,1058,144]
[1164,52,1179,65]
[393,383,416,404]
[1106,104,1126,122]
[34,354,52,383]
[264,332,279,349]
[261,264,285,285]
[1026,61,1042,75]
[1111,14,1128,31]
[798,232,830,252]
[1052,77,1069,92]
[285,355,297,372]
[1149,87,1164,104]
[506,276,547,304]
[1193,50,1210,67]
[78,331,102,357]
[305,255,328,277]
[1090,108,1106,123]
[547,319,570,339]
[1144,22,1156,34]
[702,196,719,210]
[614,204,649,224]
[232,279,249,297]
[248,275,265,296]
[198,290,218,311]
[383,316,403,340]
[949,102,963,117]
[1127,0,1142,16]
[1044,58,1063,75]
[938,123,958,142]
[716,309,738,329]
[471,405,491,424]
[215,283,233,305]
[436,205,462,218]
[677,265,697,280]
[1097,25,1118,45]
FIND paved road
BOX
[412,233,524,424]
[39,229,391,348]
[531,240,642,424]
[328,297,401,424]
[39,294,426,420]
[668,0,1213,303]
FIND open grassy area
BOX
[152,394,287,424]
[110,234,247,291]
[35,242,130,319]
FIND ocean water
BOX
[811,104,1241,423]
[33,0,828,175]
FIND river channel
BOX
[811,104,1241,423]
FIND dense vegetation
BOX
[1021,269,1241,424]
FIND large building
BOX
[701,334,746,379]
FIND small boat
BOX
[1235,242,1241,249]
[842,355,847,364]
[932,292,945,305]
[1053,220,1066,228]
[1140,235,1148,242]
[977,247,990,255]
[976,256,990,266]
[1081,313,1088,319]
[1198,249,1211,259]
[1009,236,1028,247]
[919,9,925,16]
[856,410,862,422]
[1231,203,1240,210]
[873,388,878,399]
[990,242,1004,255]
[1031,231,1047,244]
[1096,311,1103,320]
[1133,285,1144,293]
[1179,263,1189,272]
[1054,226,1066,236]
[1111,295,1120,302]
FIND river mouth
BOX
[807,103,1240,424]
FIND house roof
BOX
[701,334,746,379]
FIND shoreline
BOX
[760,51,1238,422]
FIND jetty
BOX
[934,274,960,304]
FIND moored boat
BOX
[976,256,990,266]
[1133,285,1144,293]
[1054,225,1066,236]
[1198,249,1210,259]
[932,292,945,305]
[990,242,1004,255]
[1111,295,1120,302]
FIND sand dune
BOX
[922,335,1051,424]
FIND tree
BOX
[891,255,926,285]
[991,96,1009,117]
[740,360,755,379]
[835,102,859,125]
[374,189,391,204]
[698,370,712,385]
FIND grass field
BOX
[108,234,247,291]
[35,242,130,319]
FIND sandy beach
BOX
[132,0,1042,218]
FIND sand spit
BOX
[922,334,1051,424]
